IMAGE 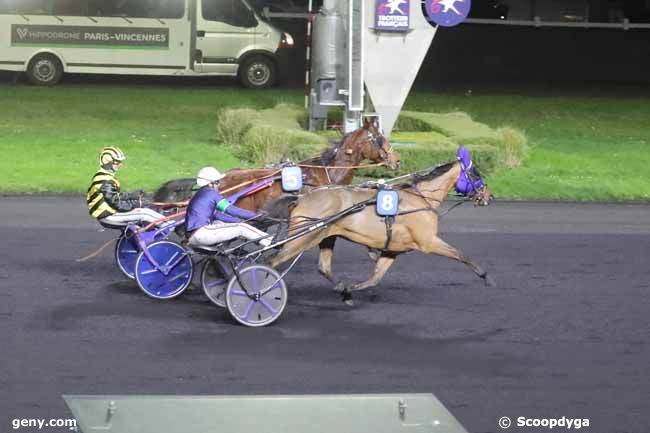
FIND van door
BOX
[195,0,258,74]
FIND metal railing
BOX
[262,9,650,30]
[464,17,650,30]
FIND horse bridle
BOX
[458,157,491,204]
[366,129,394,165]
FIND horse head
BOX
[341,118,400,170]
[455,147,494,206]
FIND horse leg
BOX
[318,237,342,288]
[334,254,396,306]
[347,253,396,293]
[422,236,496,287]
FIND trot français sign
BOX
[375,0,410,32]
[425,0,471,27]
[11,25,169,49]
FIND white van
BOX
[0,0,294,88]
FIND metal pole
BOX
[531,0,537,21]
[304,0,314,109]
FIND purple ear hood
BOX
[455,147,484,195]
[457,146,472,168]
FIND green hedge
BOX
[358,142,499,178]
[217,104,328,165]
[216,105,527,178]
[363,111,530,177]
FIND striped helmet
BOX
[99,146,126,166]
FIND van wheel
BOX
[27,54,63,86]
[239,55,275,89]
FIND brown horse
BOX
[268,156,494,303]
[152,119,400,212]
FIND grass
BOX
[0,85,299,192]
[0,83,649,201]
[402,94,650,201]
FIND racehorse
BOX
[152,119,400,212]
[268,148,495,303]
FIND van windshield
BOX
[242,0,269,21]
[202,0,258,27]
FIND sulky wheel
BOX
[200,257,231,308]
[226,265,287,327]
[114,234,139,279]
[134,240,193,300]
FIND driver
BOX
[185,166,272,249]
[86,146,165,226]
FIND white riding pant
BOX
[99,208,166,227]
[188,221,271,248]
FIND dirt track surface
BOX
[2,197,649,433]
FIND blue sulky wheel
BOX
[226,265,288,327]
[134,240,193,300]
[114,234,139,279]
[200,257,230,308]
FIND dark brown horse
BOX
[152,119,400,212]
[268,156,494,303]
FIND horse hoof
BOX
[484,274,497,287]
[333,282,345,293]
[367,249,380,262]
[341,290,354,306]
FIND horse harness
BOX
[383,214,395,251]
[372,180,470,252]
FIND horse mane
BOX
[416,161,457,181]
[395,160,457,189]
[300,132,353,166]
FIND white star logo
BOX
[386,0,407,15]
[438,0,464,16]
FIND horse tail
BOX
[262,195,300,220]
[269,229,328,268]
[152,178,196,203]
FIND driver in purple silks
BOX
[185,167,272,249]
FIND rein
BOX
[410,183,440,215]
[75,236,120,262]
[296,161,386,169]
[150,169,283,209]
[139,210,186,232]
[149,159,385,212]
[145,159,381,228]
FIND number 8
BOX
[381,194,394,211]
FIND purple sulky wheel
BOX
[225,265,287,327]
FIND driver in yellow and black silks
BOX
[86,146,165,226]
